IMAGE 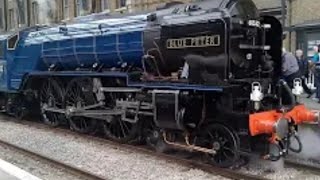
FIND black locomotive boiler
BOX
[0,0,318,168]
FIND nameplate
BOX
[166,35,220,49]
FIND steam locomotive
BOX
[0,0,318,168]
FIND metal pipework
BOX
[162,132,216,155]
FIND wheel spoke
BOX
[52,113,58,124]
[214,131,219,139]
[114,123,120,138]
[223,146,235,155]
[83,120,88,129]
[119,120,126,138]
[122,121,130,135]
[207,132,214,139]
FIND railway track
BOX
[285,160,320,175]
[0,117,310,180]
[0,136,106,180]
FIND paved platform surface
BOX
[0,168,20,180]
[0,158,41,180]
[301,96,319,110]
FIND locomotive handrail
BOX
[27,26,146,45]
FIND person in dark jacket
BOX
[282,49,300,88]
[295,49,313,97]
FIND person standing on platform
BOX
[282,49,300,88]
[295,49,313,97]
[311,45,320,103]
[312,46,319,63]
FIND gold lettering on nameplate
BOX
[166,35,220,49]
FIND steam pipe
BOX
[279,80,296,111]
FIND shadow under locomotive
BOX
[0,0,319,168]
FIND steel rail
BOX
[0,138,107,180]
[285,160,320,175]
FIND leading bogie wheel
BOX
[64,77,98,134]
[40,78,65,127]
[103,115,139,143]
[196,123,239,168]
[142,118,169,152]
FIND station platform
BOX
[0,158,41,180]
[301,96,319,111]
[0,168,20,180]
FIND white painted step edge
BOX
[0,158,42,180]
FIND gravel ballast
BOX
[239,157,320,180]
[0,117,228,180]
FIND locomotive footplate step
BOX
[0,158,41,180]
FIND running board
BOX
[100,87,142,93]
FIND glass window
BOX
[76,0,80,16]
[0,8,3,29]
[120,0,126,7]
[116,0,126,8]
[0,42,3,57]
[7,34,19,50]
[17,0,26,25]
[63,0,69,19]
[8,9,15,30]
[76,0,89,16]
[47,3,55,22]
[230,0,259,19]
[32,2,39,25]
[101,0,109,10]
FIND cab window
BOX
[7,34,19,50]
[0,42,3,57]
[230,0,259,19]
